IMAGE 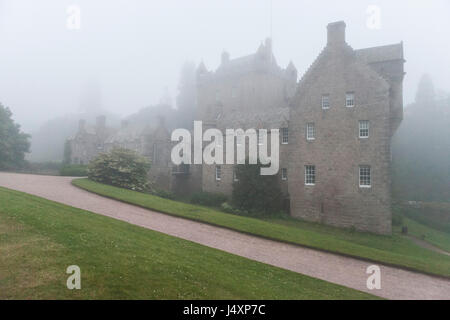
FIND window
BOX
[306,123,315,140]
[281,128,289,144]
[233,168,239,182]
[305,165,315,185]
[281,168,287,181]
[359,165,371,187]
[359,120,369,138]
[215,166,222,181]
[322,95,330,109]
[174,164,190,174]
[346,92,355,107]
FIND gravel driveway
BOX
[0,172,449,300]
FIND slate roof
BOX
[104,124,150,144]
[355,43,404,64]
[217,107,289,130]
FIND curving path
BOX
[0,172,449,300]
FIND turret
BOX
[286,60,297,80]
[196,61,207,76]
[221,50,230,65]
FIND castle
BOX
[68,21,405,234]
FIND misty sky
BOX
[0,0,449,132]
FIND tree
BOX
[415,74,435,106]
[88,147,151,192]
[392,74,450,201]
[232,162,283,215]
[0,103,30,170]
[63,139,72,165]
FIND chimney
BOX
[327,21,346,45]
[78,119,86,132]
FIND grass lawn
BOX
[0,187,377,299]
[72,178,450,278]
[403,217,450,252]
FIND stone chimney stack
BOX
[327,21,346,45]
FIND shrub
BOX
[232,161,283,215]
[190,192,227,207]
[153,189,175,200]
[60,164,88,177]
[220,202,249,215]
[221,202,235,214]
[88,148,151,192]
[392,211,404,227]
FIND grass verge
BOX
[0,186,377,299]
[72,178,450,278]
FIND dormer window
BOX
[346,92,355,107]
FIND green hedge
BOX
[59,164,88,177]
[190,191,227,207]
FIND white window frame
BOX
[215,165,222,181]
[281,168,288,181]
[281,127,289,144]
[346,92,355,107]
[359,165,371,188]
[305,165,316,185]
[359,120,369,138]
[322,94,330,109]
[306,123,315,140]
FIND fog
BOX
[0,0,449,132]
